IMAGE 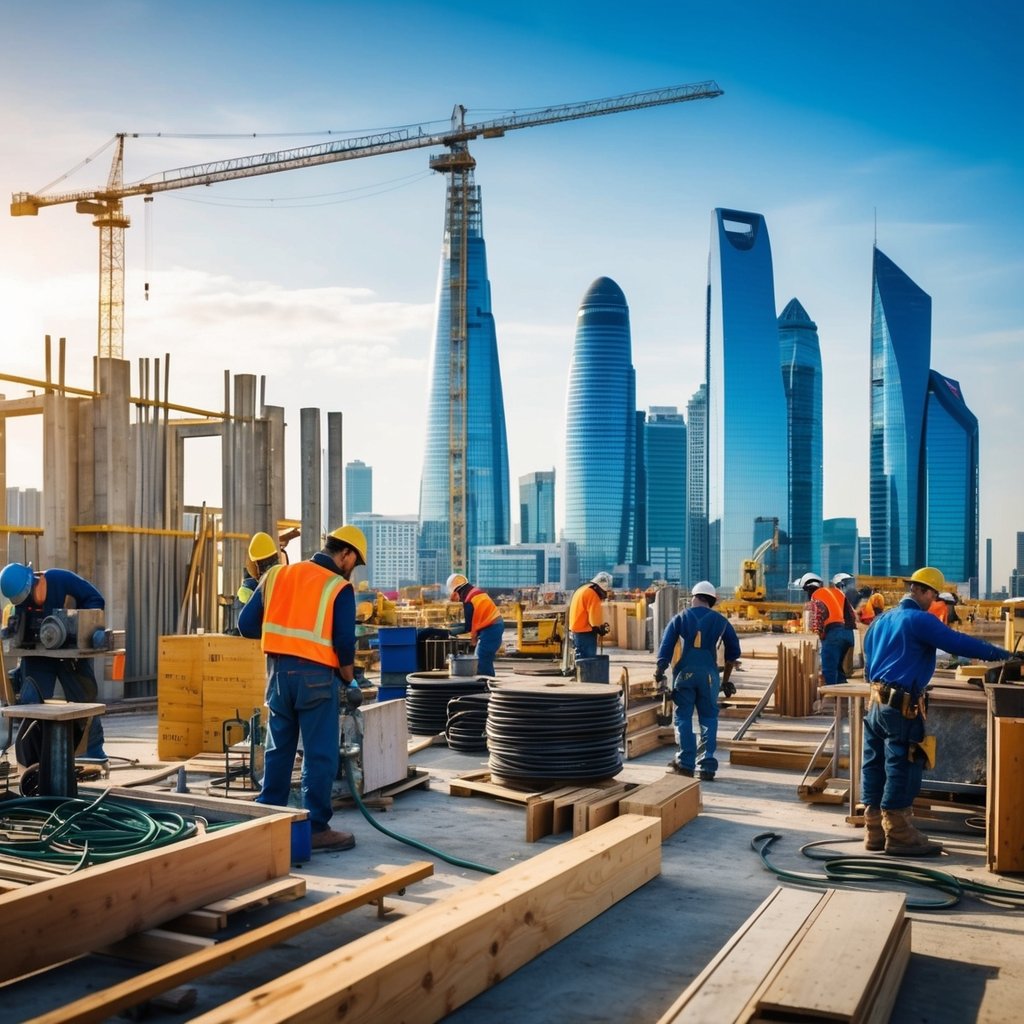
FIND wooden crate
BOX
[360,698,409,793]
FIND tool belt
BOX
[870,682,924,719]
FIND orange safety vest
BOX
[260,561,350,667]
[928,599,949,625]
[569,585,603,633]
[811,586,846,633]
[465,587,501,633]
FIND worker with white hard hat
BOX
[794,571,856,685]
[446,572,504,677]
[861,566,1014,857]
[568,571,613,661]
[653,580,741,782]
[239,524,368,853]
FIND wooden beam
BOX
[188,815,662,1024]
[25,862,434,1024]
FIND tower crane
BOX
[11,79,723,573]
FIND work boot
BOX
[310,827,356,852]
[698,770,716,782]
[863,805,884,851]
[881,807,942,857]
[667,758,694,778]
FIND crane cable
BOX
[751,832,1024,911]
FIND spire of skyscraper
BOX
[564,277,637,582]
[418,174,510,584]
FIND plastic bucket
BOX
[449,654,479,677]
[290,819,312,865]
[575,655,610,683]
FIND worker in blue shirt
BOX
[0,563,108,762]
[654,581,741,782]
[862,566,1014,857]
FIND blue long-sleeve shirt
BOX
[238,552,356,669]
[864,596,1011,696]
[35,569,104,613]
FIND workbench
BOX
[816,681,869,823]
[0,701,104,797]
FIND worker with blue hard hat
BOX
[0,561,108,763]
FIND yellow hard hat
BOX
[248,531,278,561]
[328,524,367,565]
[905,566,945,594]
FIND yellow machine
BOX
[735,517,779,602]
[513,602,566,657]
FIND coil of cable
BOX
[485,680,624,786]
[405,673,489,737]
[445,692,490,753]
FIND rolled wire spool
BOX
[405,674,489,737]
[445,692,491,753]
[485,680,624,786]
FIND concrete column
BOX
[327,411,343,530]
[300,408,321,560]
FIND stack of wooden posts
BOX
[606,599,648,649]
[450,769,700,843]
[657,886,910,1024]
[775,640,817,717]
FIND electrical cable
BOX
[342,754,497,875]
[751,831,1024,910]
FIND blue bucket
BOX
[291,819,312,865]
[575,655,610,683]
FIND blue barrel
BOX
[575,655,610,683]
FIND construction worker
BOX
[857,587,886,625]
[861,566,1014,857]
[654,580,740,781]
[568,572,613,660]
[794,572,855,685]
[237,531,283,607]
[446,573,504,677]
[0,562,107,761]
[238,525,367,853]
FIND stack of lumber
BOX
[450,769,700,842]
[657,886,910,1024]
[624,697,676,758]
[775,641,817,717]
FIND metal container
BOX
[448,654,479,677]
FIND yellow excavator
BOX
[736,517,779,602]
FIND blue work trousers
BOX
[256,658,340,833]
[820,627,854,684]
[18,657,106,758]
[672,669,720,774]
[861,699,925,810]
[474,619,504,677]
[571,630,598,660]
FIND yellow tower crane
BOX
[11,80,723,572]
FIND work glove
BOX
[596,623,611,636]
[721,680,737,699]
[654,669,667,692]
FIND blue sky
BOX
[1,1,1021,587]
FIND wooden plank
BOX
[553,787,604,834]
[572,784,630,837]
[864,919,912,1024]
[585,784,640,832]
[202,876,306,914]
[98,928,217,965]
[360,698,409,793]
[0,811,292,983]
[187,816,661,1024]
[29,862,434,1024]
[619,775,701,840]
[448,771,546,803]
[730,747,837,771]
[657,886,826,1024]
[626,723,676,759]
[755,889,905,1021]
[525,786,585,843]
[160,908,228,936]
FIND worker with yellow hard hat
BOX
[446,572,504,677]
[238,524,367,853]
[236,532,284,607]
[861,566,1015,858]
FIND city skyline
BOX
[0,3,1020,586]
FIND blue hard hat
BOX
[0,562,35,605]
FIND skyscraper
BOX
[778,298,822,583]
[418,177,510,584]
[869,247,931,576]
[345,460,372,520]
[519,470,555,544]
[924,371,978,583]
[646,406,686,583]
[685,383,707,585]
[564,277,637,583]
[706,209,789,596]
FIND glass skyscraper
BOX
[418,178,510,584]
[778,298,822,583]
[519,470,555,544]
[924,371,978,583]
[685,383,707,585]
[869,247,931,576]
[706,209,789,596]
[345,460,372,520]
[564,277,637,583]
[646,406,686,583]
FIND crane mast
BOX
[11,79,723,573]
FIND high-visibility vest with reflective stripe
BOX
[465,587,501,632]
[260,561,350,667]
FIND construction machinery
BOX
[11,80,722,575]
[511,601,567,658]
[736,517,780,602]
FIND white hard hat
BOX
[831,572,854,586]
[794,572,824,590]
[591,571,613,592]
[692,580,717,600]
[938,591,956,603]
[446,572,468,596]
